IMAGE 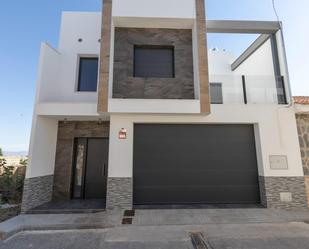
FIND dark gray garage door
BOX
[133,124,260,206]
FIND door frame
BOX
[70,137,109,200]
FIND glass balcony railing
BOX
[209,75,288,105]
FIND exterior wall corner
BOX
[259,176,308,210]
[21,175,54,213]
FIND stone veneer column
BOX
[195,0,211,114]
[21,175,54,213]
[97,0,112,113]
[259,176,308,210]
[106,178,133,210]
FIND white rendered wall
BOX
[36,43,61,103]
[234,40,275,76]
[108,99,200,114]
[26,116,58,178]
[234,40,278,104]
[113,0,196,19]
[208,50,244,104]
[35,103,99,117]
[108,106,304,178]
[208,50,235,75]
[38,12,101,104]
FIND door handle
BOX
[102,163,107,176]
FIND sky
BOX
[0,0,309,152]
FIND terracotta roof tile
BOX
[294,96,309,105]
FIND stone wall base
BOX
[0,205,20,222]
[259,176,308,210]
[106,177,132,210]
[21,175,54,213]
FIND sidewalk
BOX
[1,208,309,240]
[2,222,309,249]
[0,210,122,240]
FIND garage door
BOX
[133,124,260,206]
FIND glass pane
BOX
[209,75,244,104]
[245,75,278,104]
[134,46,174,78]
[208,75,287,105]
[210,83,223,104]
[73,143,85,198]
[78,58,98,91]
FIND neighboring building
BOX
[294,96,309,206]
[22,0,307,212]
[3,156,27,167]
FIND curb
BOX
[0,223,115,240]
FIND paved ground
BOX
[2,222,309,249]
[2,209,309,248]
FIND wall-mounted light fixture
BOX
[119,128,127,139]
[97,118,103,125]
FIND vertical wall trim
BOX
[195,0,210,114]
[270,34,287,105]
[277,29,293,105]
[98,0,112,113]
[242,75,248,104]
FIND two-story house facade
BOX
[22,0,308,212]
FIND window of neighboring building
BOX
[210,83,223,104]
[77,57,99,92]
[133,45,175,78]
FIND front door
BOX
[72,138,109,200]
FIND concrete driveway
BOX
[2,221,309,249]
[2,209,309,248]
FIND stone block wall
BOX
[53,121,110,200]
[296,115,309,175]
[21,175,54,212]
[106,177,133,210]
[113,28,194,99]
[259,176,308,210]
[0,205,20,222]
[296,114,309,206]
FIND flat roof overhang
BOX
[206,20,281,34]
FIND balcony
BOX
[209,75,287,105]
[207,20,290,106]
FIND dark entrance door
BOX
[72,138,109,200]
[133,124,260,206]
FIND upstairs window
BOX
[77,57,99,92]
[210,83,223,104]
[133,45,175,78]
